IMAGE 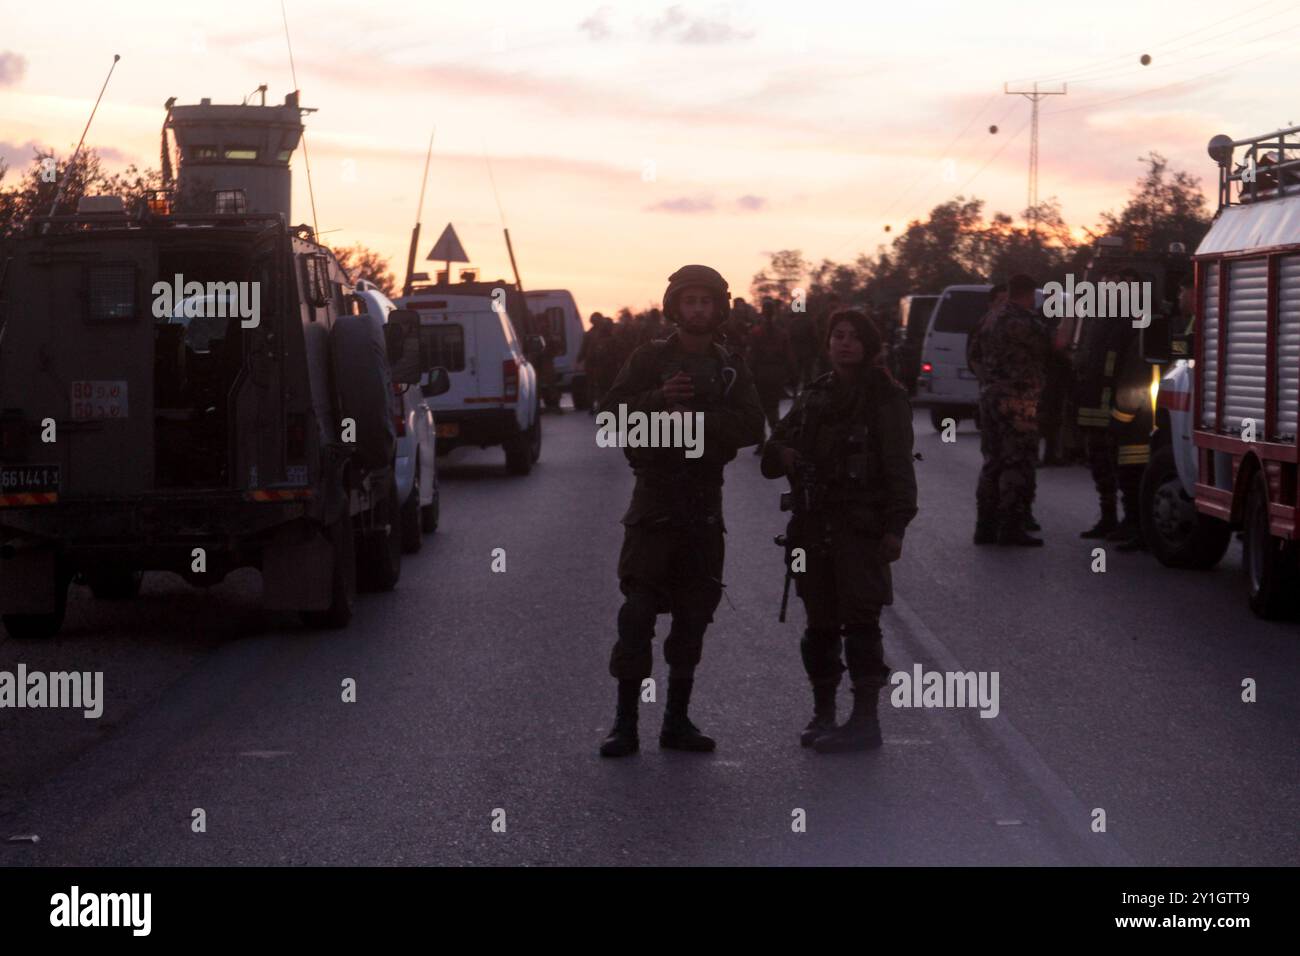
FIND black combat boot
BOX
[1080,503,1118,539]
[997,516,1044,547]
[800,680,838,747]
[599,679,641,758]
[1023,511,1041,532]
[1106,516,1141,546]
[659,677,716,752]
[813,685,883,753]
[973,519,998,545]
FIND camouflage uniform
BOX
[761,366,917,693]
[600,332,764,682]
[747,318,796,438]
[975,301,1050,534]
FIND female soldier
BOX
[761,310,918,752]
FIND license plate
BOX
[0,464,59,494]
[436,422,459,438]
[71,381,129,420]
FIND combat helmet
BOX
[663,264,730,326]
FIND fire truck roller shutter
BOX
[1275,255,1300,440]
[1201,263,1220,429]
[1224,258,1269,435]
[330,310,397,472]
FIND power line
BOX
[1048,10,1300,91]
[1044,27,1300,117]
[1009,0,1287,85]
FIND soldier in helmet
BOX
[597,265,765,758]
[974,274,1051,546]
[762,310,917,752]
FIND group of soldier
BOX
[583,259,1180,758]
[966,270,1161,549]
[593,265,918,758]
[579,294,880,432]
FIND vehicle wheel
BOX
[543,387,562,410]
[505,414,540,475]
[400,471,423,555]
[2,562,70,640]
[529,406,543,463]
[300,516,357,628]
[359,478,402,592]
[421,467,440,533]
[1243,469,1299,619]
[1141,444,1231,569]
[87,568,144,600]
[571,375,590,410]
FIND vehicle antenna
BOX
[483,149,524,292]
[403,128,436,297]
[46,53,120,222]
[281,0,320,240]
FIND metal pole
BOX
[1004,81,1067,235]
[47,53,120,220]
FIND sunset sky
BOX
[3,0,1299,317]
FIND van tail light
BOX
[391,383,407,436]
[502,358,519,401]
[921,362,933,374]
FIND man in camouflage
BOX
[597,264,765,758]
[974,274,1051,546]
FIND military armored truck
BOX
[0,92,446,637]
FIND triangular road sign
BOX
[426,223,469,263]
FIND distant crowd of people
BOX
[579,295,901,448]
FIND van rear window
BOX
[423,324,466,372]
[933,291,991,333]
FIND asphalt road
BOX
[1,403,1296,866]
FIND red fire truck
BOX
[1180,125,1300,618]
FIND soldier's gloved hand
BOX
[661,371,695,406]
[878,533,903,563]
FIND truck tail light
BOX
[503,358,519,401]
[921,362,932,374]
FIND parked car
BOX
[396,287,543,475]
[524,289,589,409]
[913,284,992,430]
[914,284,1045,430]
[353,280,441,550]
[892,293,939,394]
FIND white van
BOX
[524,289,588,409]
[397,288,542,475]
[914,284,991,429]
[914,284,1046,430]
